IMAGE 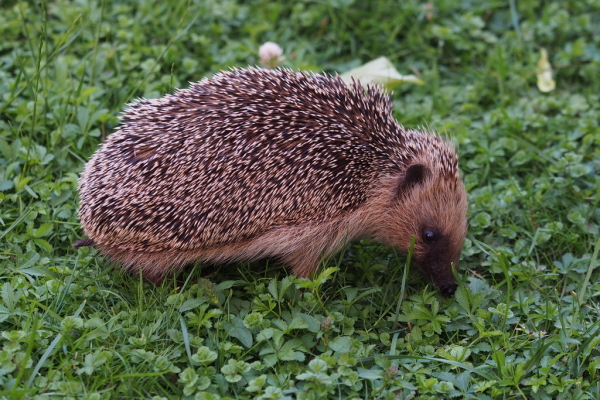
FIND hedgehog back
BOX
[78,69,406,251]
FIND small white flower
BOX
[259,42,284,67]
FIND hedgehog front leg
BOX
[282,222,356,278]
[112,247,179,285]
[284,251,322,279]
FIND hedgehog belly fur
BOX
[96,191,387,283]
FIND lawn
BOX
[1,0,599,399]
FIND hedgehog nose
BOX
[440,283,458,297]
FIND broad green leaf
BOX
[357,368,384,380]
[329,336,352,353]
[0,305,10,323]
[215,280,237,291]
[179,298,207,312]
[225,320,253,348]
[34,239,53,252]
[297,313,321,333]
[34,222,53,238]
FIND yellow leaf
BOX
[340,57,424,91]
[536,48,555,93]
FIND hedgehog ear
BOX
[395,163,430,199]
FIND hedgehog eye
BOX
[423,230,437,243]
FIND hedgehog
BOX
[74,68,468,296]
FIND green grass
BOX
[1,0,600,399]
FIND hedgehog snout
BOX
[439,282,458,297]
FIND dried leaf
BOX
[536,48,555,92]
[340,57,424,91]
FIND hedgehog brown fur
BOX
[75,68,468,296]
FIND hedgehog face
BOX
[386,163,468,296]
